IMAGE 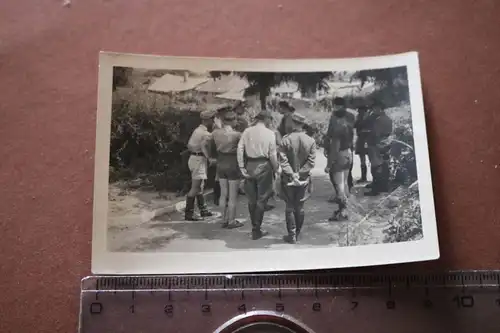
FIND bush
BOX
[383,183,423,243]
[110,89,204,192]
[389,109,417,186]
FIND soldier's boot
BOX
[283,210,297,244]
[357,165,368,183]
[213,181,221,206]
[366,166,383,196]
[184,196,202,221]
[378,163,390,193]
[252,205,268,240]
[196,194,213,217]
[294,210,305,242]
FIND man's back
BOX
[326,112,354,151]
[239,123,276,158]
[212,127,241,154]
[367,113,393,145]
[280,131,316,179]
[187,125,210,153]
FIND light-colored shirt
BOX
[237,122,278,170]
[213,116,223,130]
[187,124,211,157]
[212,126,241,154]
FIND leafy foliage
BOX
[109,89,208,192]
[390,119,417,186]
[352,66,408,88]
[210,71,333,109]
[112,67,133,91]
[383,183,423,243]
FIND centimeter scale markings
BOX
[80,271,500,333]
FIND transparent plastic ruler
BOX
[79,271,500,332]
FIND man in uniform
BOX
[233,101,250,133]
[278,113,316,244]
[277,101,296,140]
[324,97,355,221]
[233,101,250,195]
[183,110,217,221]
[365,99,393,196]
[353,104,371,183]
[237,110,279,240]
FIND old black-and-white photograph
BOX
[92,52,439,274]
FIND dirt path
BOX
[107,148,401,252]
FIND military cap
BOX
[291,112,307,125]
[222,111,236,121]
[200,109,217,120]
[254,109,273,120]
[216,105,232,114]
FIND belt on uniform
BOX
[190,152,205,156]
[218,151,237,155]
[246,156,269,161]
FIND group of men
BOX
[324,96,394,220]
[182,95,393,244]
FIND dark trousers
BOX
[245,159,274,232]
[283,182,308,238]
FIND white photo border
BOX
[92,51,439,274]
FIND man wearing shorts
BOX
[324,97,354,221]
[211,111,244,229]
[184,110,216,221]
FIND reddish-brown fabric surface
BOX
[0,0,499,332]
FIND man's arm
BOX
[237,130,247,169]
[278,138,293,176]
[268,131,279,172]
[200,133,213,160]
[299,140,317,178]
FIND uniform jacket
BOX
[366,112,393,146]
[279,130,316,183]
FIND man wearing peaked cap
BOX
[237,108,279,240]
[200,109,217,120]
[278,112,316,244]
[183,109,217,221]
[277,100,296,139]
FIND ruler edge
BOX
[80,270,500,291]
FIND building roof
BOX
[215,90,246,101]
[195,75,249,93]
[271,81,299,94]
[148,73,209,93]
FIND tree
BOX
[352,66,408,88]
[351,66,409,107]
[112,67,133,91]
[209,71,334,110]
